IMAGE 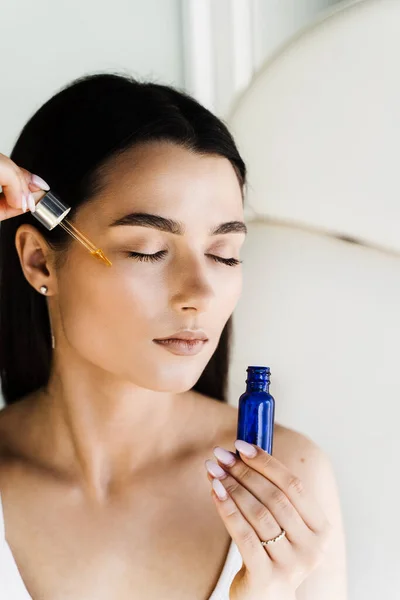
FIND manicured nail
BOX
[27,193,36,213]
[205,459,227,479]
[212,478,228,500]
[213,447,236,467]
[21,194,27,213]
[31,174,50,191]
[234,440,258,458]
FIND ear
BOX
[15,224,58,296]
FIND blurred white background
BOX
[1,0,340,152]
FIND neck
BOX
[27,354,199,503]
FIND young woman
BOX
[0,73,347,599]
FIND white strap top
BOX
[0,493,242,599]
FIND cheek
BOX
[54,257,242,390]
[56,261,163,360]
[216,268,243,314]
[58,260,242,339]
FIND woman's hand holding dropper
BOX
[0,152,50,221]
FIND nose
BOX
[170,257,215,314]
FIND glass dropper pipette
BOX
[31,190,112,267]
[58,219,112,266]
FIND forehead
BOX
[98,141,244,219]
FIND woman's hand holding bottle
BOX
[206,441,333,600]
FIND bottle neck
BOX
[246,380,270,393]
[245,366,270,393]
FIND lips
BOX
[154,330,208,342]
[153,339,207,355]
[153,329,209,356]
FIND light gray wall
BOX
[254,0,340,68]
[0,0,184,154]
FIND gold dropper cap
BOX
[31,190,112,267]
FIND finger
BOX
[209,476,269,575]
[0,196,23,221]
[15,168,46,213]
[15,170,35,213]
[234,441,327,533]
[5,163,33,211]
[23,171,49,212]
[0,153,49,219]
[0,155,25,211]
[212,451,310,546]
[19,167,50,193]
[0,188,46,221]
[206,462,294,563]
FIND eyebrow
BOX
[110,212,247,236]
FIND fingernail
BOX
[213,447,236,467]
[212,478,228,500]
[234,440,257,458]
[21,194,27,213]
[205,459,227,479]
[31,174,50,191]
[27,193,36,213]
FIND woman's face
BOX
[50,142,246,393]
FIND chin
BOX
[127,362,207,394]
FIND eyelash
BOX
[127,250,242,267]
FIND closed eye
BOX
[127,251,242,266]
[208,255,242,267]
[127,250,167,262]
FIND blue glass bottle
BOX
[236,366,275,456]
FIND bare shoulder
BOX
[272,424,341,503]
[273,424,330,473]
[196,392,339,496]
[193,391,323,457]
[273,423,347,597]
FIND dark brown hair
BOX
[0,73,246,405]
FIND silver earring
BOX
[40,285,48,295]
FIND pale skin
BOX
[0,146,347,599]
